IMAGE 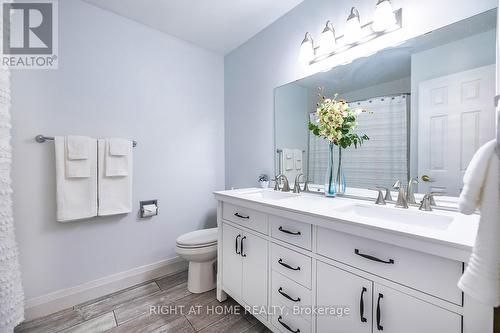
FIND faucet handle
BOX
[369,187,386,205]
[419,192,443,211]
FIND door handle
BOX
[278,287,301,302]
[355,249,395,264]
[376,293,384,331]
[278,226,302,235]
[278,258,301,271]
[235,235,241,255]
[360,287,367,323]
[234,213,250,219]
[277,316,300,333]
[240,236,247,257]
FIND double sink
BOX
[233,188,454,231]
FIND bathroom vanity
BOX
[214,188,492,333]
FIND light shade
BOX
[372,0,397,32]
[298,32,315,64]
[344,7,362,44]
[318,21,337,55]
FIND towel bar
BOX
[35,135,137,147]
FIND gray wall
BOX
[409,29,496,178]
[12,0,224,299]
[224,0,497,189]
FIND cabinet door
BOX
[373,284,461,333]
[241,231,268,309]
[317,262,372,333]
[222,223,242,297]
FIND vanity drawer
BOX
[317,227,463,305]
[271,243,312,289]
[270,215,312,250]
[222,203,268,234]
[272,271,312,321]
[272,304,312,333]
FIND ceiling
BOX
[83,0,304,55]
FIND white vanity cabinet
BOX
[221,222,268,313]
[215,193,491,333]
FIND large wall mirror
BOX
[274,9,497,207]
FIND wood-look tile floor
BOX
[16,271,272,333]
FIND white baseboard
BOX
[24,256,188,321]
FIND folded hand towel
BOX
[457,140,500,307]
[65,136,92,178]
[98,139,133,216]
[105,138,131,177]
[66,135,89,160]
[109,138,130,156]
[283,148,294,171]
[55,136,98,222]
[294,149,303,171]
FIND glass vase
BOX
[324,143,346,197]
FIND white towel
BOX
[294,149,303,171]
[65,136,91,178]
[105,138,131,176]
[55,136,98,222]
[457,140,500,307]
[282,149,294,171]
[98,139,133,216]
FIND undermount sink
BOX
[240,189,299,201]
[335,204,453,230]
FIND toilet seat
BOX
[176,227,217,248]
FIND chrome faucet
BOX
[274,174,290,192]
[419,192,441,211]
[393,180,409,209]
[293,173,304,193]
[407,178,419,204]
[369,187,387,205]
[303,180,310,192]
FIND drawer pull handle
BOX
[278,258,301,271]
[235,235,241,255]
[278,316,300,333]
[240,236,247,257]
[355,249,395,264]
[360,287,367,323]
[234,213,250,219]
[376,293,384,331]
[278,287,301,302]
[278,226,302,235]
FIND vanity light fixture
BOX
[298,32,315,64]
[344,7,362,44]
[298,3,402,66]
[372,0,397,32]
[318,21,337,55]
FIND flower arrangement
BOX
[308,88,370,196]
[308,88,369,148]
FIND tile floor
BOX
[15,271,272,333]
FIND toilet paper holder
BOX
[140,200,158,218]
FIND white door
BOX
[241,232,268,310]
[222,223,242,297]
[418,65,496,196]
[317,262,372,333]
[373,284,461,333]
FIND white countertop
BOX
[214,188,479,261]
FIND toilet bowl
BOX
[176,227,218,293]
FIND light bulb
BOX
[298,32,315,64]
[372,0,397,32]
[344,7,362,44]
[318,21,337,55]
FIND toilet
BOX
[176,227,218,293]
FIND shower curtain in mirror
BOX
[0,36,24,332]
[308,94,409,189]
